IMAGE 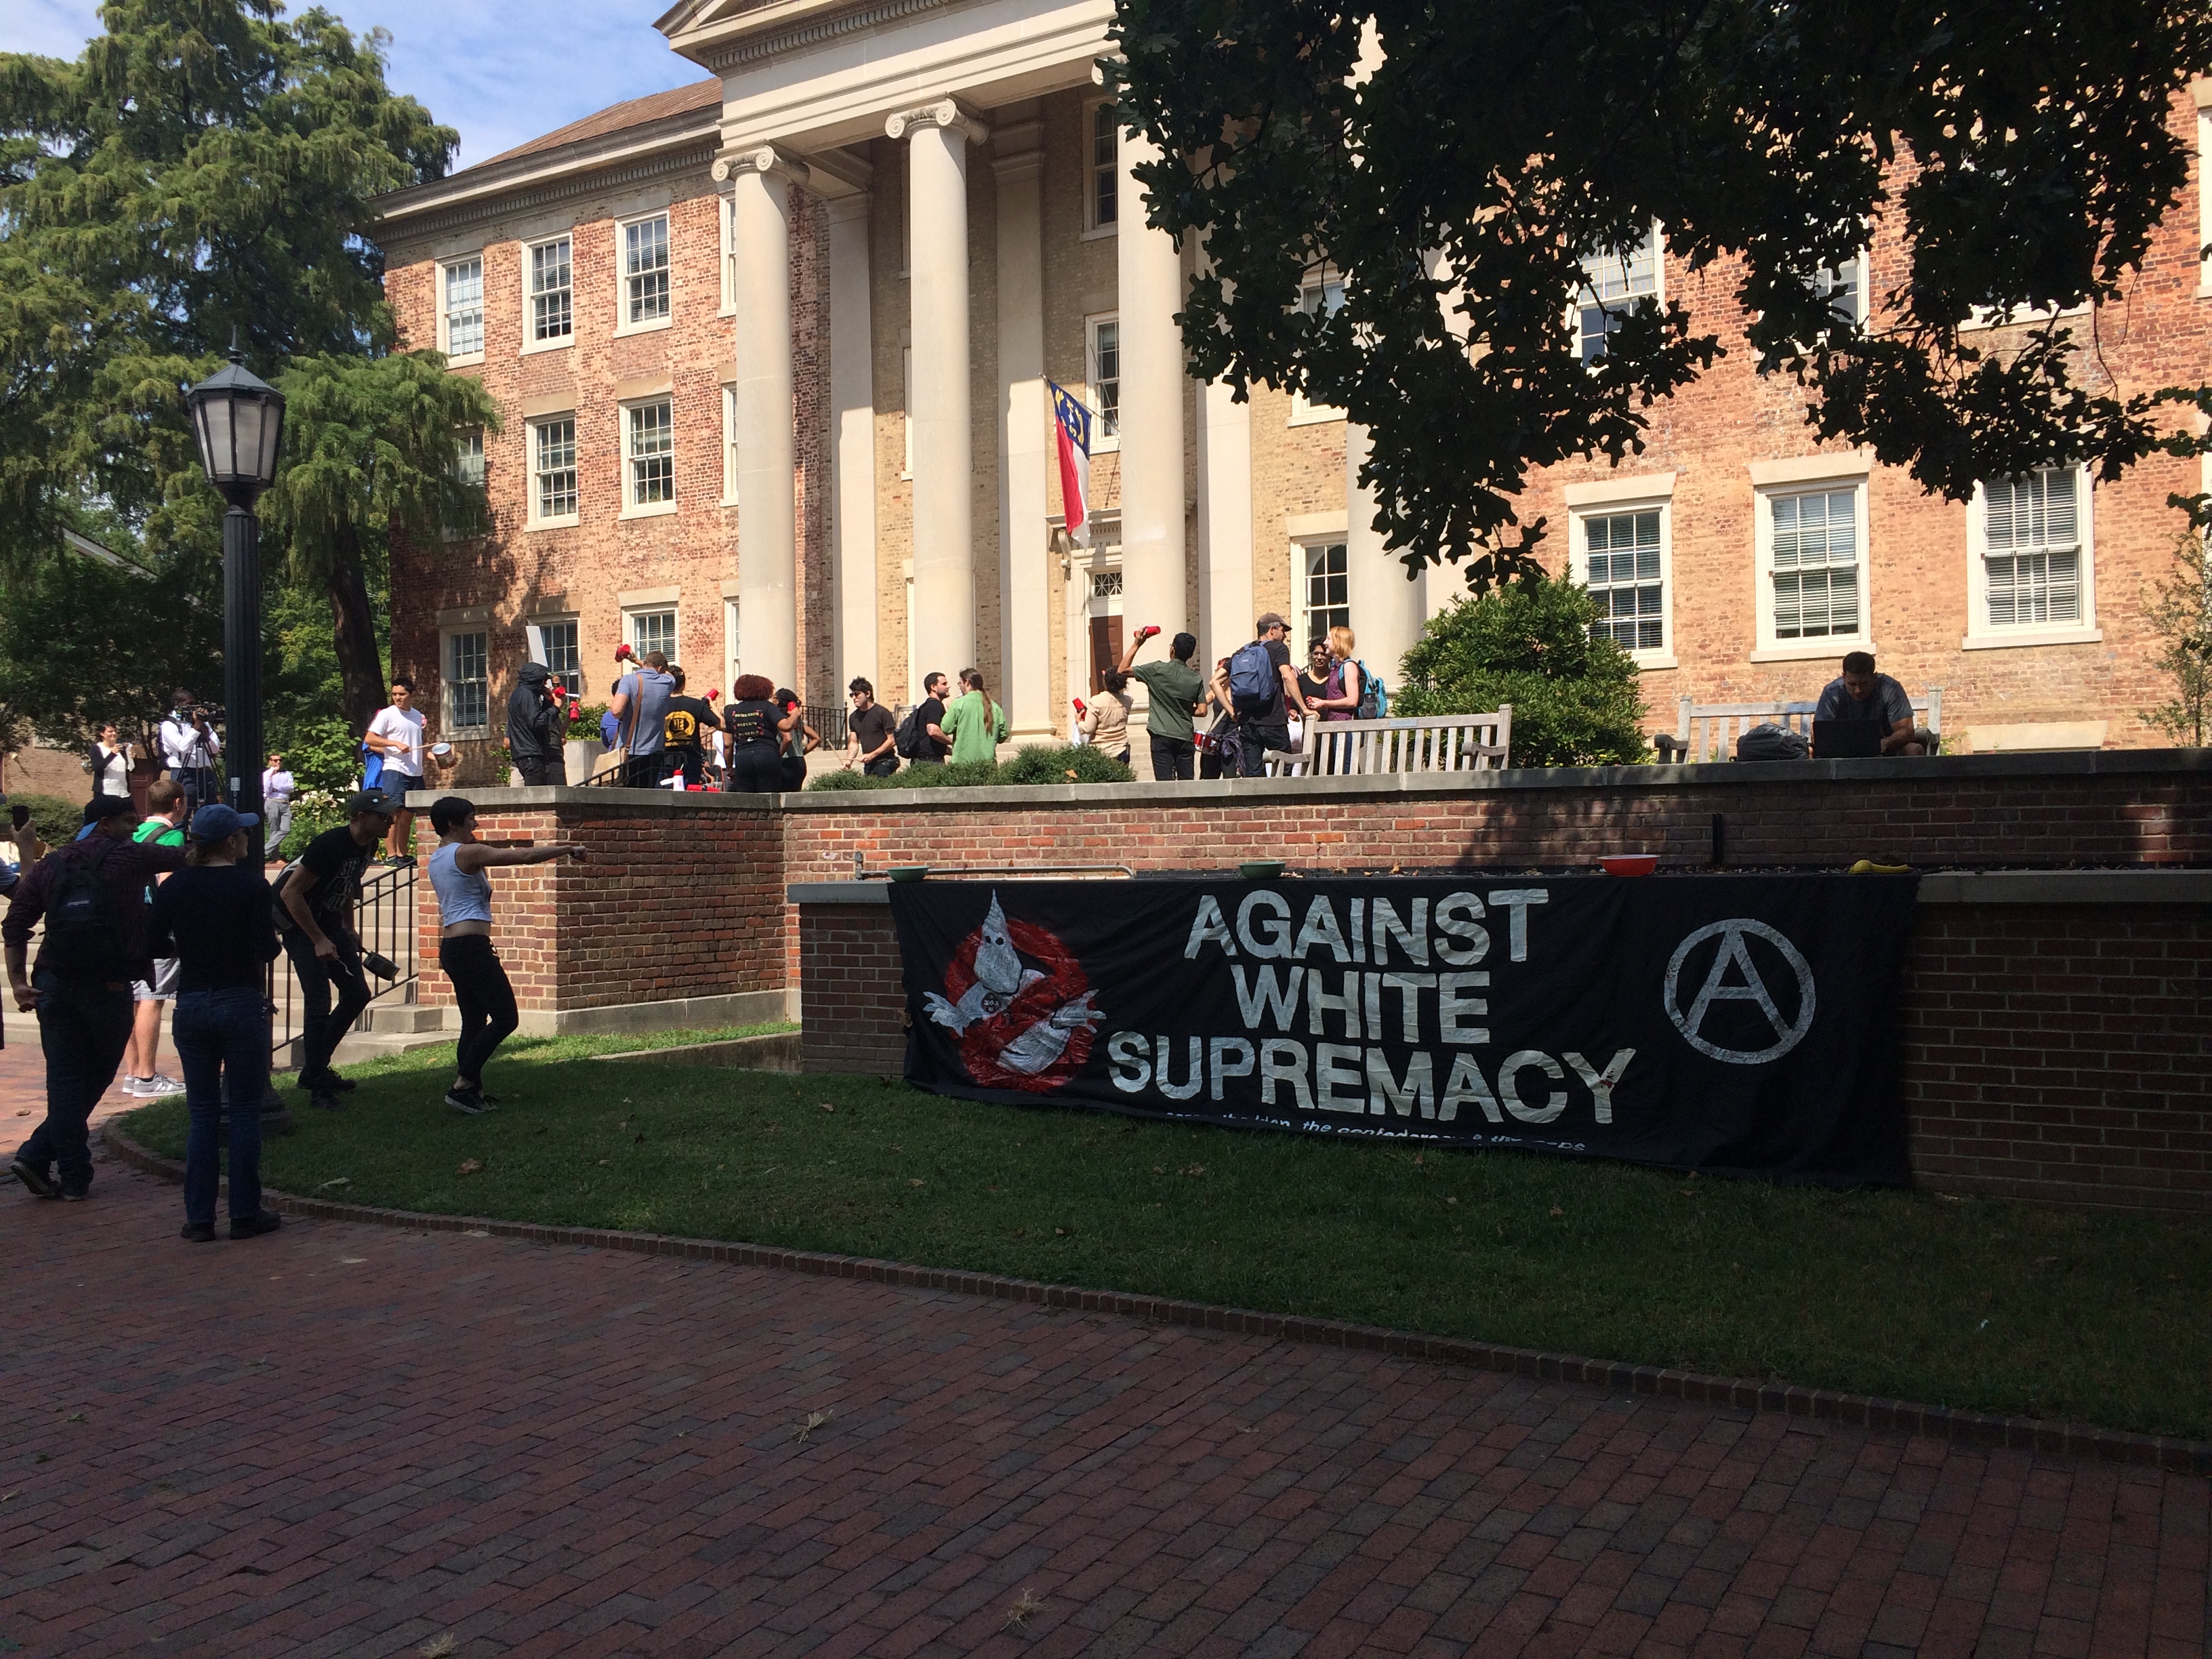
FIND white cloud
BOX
[1,1,700,171]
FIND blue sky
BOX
[6,1,705,170]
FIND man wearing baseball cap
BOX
[274,788,395,1111]
[5,792,188,1201]
[1231,613,1305,777]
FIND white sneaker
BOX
[140,1075,185,1097]
[118,1076,151,1097]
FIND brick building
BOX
[372,5,2212,771]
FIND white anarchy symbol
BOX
[1663,919,1817,1065]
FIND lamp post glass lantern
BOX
[183,348,285,866]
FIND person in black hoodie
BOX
[506,662,569,787]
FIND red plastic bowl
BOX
[1599,854,1658,877]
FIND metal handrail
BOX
[268,857,421,1064]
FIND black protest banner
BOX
[888,874,1920,1185]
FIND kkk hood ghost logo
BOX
[922,892,1103,1092]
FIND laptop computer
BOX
[1811,719,1885,759]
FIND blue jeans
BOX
[174,987,268,1225]
[20,970,134,1195]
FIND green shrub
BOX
[996,743,1137,785]
[1395,571,1650,766]
[279,716,364,796]
[9,792,81,850]
[278,786,348,863]
[567,701,607,740]
[801,750,1120,791]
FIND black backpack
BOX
[894,705,927,760]
[42,841,125,981]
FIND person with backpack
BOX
[146,803,284,1242]
[119,780,189,1099]
[1224,613,1306,777]
[896,671,954,767]
[5,792,188,1201]
[1309,626,1369,723]
[941,668,1009,764]
[844,678,900,777]
[720,676,794,794]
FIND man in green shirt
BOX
[1120,628,1208,781]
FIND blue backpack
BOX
[1227,640,1277,713]
[1355,659,1387,720]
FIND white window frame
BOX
[723,598,741,692]
[718,194,738,315]
[1086,313,1122,453]
[720,385,741,506]
[1569,496,1675,669]
[525,617,583,697]
[2199,86,2212,298]
[1292,536,1351,651]
[901,345,914,480]
[619,396,677,518]
[441,255,484,363]
[1811,250,1869,329]
[1289,273,1348,426]
[523,234,574,354]
[1571,220,1663,363]
[442,628,491,735]
[452,426,486,491]
[1083,100,1119,239]
[1751,464,1872,661]
[526,415,579,529]
[615,210,674,335]
[1963,465,2102,650]
[626,606,679,663]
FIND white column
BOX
[826,191,878,697]
[1115,124,1188,657]
[1196,378,1252,670]
[994,123,1052,742]
[721,148,800,694]
[888,100,984,680]
[1345,419,1426,684]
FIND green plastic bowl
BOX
[1239,860,1286,881]
[886,866,930,883]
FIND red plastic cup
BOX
[1142,624,1162,638]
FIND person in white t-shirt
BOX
[363,678,451,864]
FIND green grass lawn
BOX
[123,1029,2212,1441]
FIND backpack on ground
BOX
[1736,722,1809,762]
[1354,659,1387,720]
[42,841,125,981]
[1227,640,1276,714]
[894,704,927,760]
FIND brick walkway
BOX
[1,1044,2207,1657]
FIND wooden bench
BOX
[1656,689,1944,762]
[1267,708,1513,776]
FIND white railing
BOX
[1268,708,1513,777]
[1661,688,1943,762]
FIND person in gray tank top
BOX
[428,796,586,1113]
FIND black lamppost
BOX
[184,345,286,864]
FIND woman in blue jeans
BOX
[146,803,284,1242]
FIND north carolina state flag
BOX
[1048,380,1092,547]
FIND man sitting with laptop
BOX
[1814,651,1936,757]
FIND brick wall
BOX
[1901,905,2212,1209]
[792,893,2212,1213]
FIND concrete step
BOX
[359,1002,448,1035]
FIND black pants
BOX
[863,754,900,778]
[438,934,518,1085]
[623,752,665,788]
[284,930,371,1086]
[668,747,703,788]
[1149,735,1195,781]
[19,972,132,1195]
[779,752,807,791]
[514,754,562,787]
[1235,722,1287,777]
[729,745,782,795]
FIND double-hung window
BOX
[720,386,740,504]
[1298,540,1351,647]
[530,418,578,525]
[452,428,485,491]
[1971,468,2094,641]
[1576,225,1659,362]
[442,257,483,359]
[1769,488,1862,641]
[1582,508,1666,653]
[527,237,573,346]
[628,608,678,661]
[624,398,675,511]
[623,213,671,327]
[1087,316,1121,447]
[527,618,582,697]
[1290,276,1348,424]
[445,631,489,733]
[1811,255,1867,328]
[1089,103,1118,231]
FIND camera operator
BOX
[506,662,570,788]
[159,691,222,816]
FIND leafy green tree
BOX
[0,0,457,733]
[2145,533,2212,745]
[1395,574,1649,767]
[1110,0,2212,592]
[0,551,224,751]
[260,352,497,731]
